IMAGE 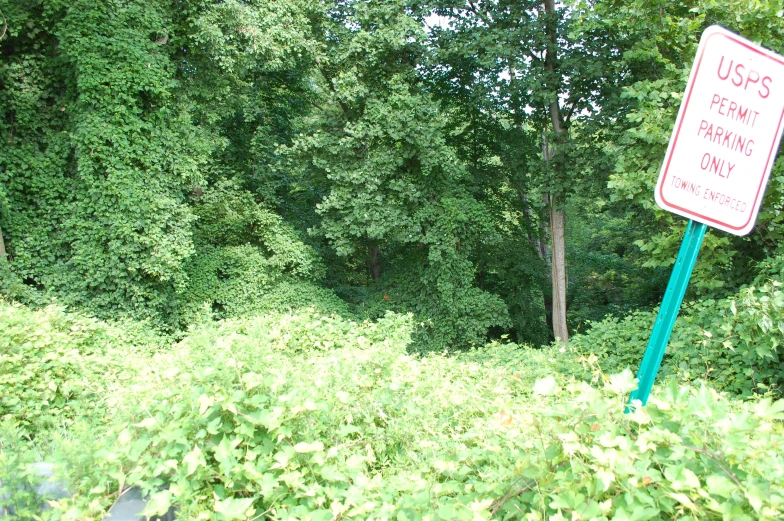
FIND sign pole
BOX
[629,220,707,407]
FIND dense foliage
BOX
[3,0,784,519]
[0,303,158,438]
[179,182,349,324]
[569,255,784,397]
[4,301,784,520]
[2,0,784,348]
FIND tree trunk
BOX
[0,227,6,260]
[544,132,568,344]
[543,0,569,344]
[549,198,568,342]
[368,242,382,282]
[521,191,551,262]
[544,137,568,344]
[539,193,554,336]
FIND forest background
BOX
[4,1,784,519]
[2,0,784,350]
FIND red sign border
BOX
[657,27,784,234]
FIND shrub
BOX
[458,340,585,383]
[94,311,784,520]
[0,259,46,306]
[0,301,162,438]
[569,254,784,396]
[5,304,784,520]
[351,252,512,353]
[179,246,350,324]
[178,183,349,324]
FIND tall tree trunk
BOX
[368,241,382,282]
[544,141,568,343]
[521,191,551,262]
[539,193,554,336]
[0,227,6,260]
[544,127,568,344]
[543,0,569,343]
[549,198,568,342]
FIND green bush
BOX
[92,311,784,520]
[569,255,784,396]
[180,246,350,324]
[1,0,209,327]
[0,301,162,438]
[5,303,784,520]
[0,423,51,519]
[178,183,349,324]
[0,259,45,306]
[459,340,585,382]
[349,251,512,353]
[567,309,662,377]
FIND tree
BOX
[0,0,322,325]
[281,0,511,350]
[601,0,784,296]
[423,18,551,345]
[0,0,209,324]
[426,0,636,342]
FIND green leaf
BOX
[533,376,559,396]
[706,475,735,498]
[753,398,784,420]
[142,490,172,517]
[319,464,346,481]
[606,369,638,395]
[214,497,256,520]
[294,441,324,453]
[745,486,764,512]
[183,445,204,476]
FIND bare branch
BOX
[682,444,743,489]
[489,479,538,514]
[562,99,578,125]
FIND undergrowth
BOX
[2,301,784,520]
[569,255,784,396]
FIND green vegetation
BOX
[3,302,784,520]
[569,254,784,397]
[3,0,784,519]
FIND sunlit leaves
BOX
[569,253,784,397]
[118,309,784,519]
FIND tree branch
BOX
[563,99,578,125]
[0,8,7,41]
[466,0,494,27]
[316,62,352,117]
[489,478,538,515]
[682,444,743,489]
[0,227,6,260]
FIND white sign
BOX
[655,25,784,236]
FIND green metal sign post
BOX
[628,220,707,407]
